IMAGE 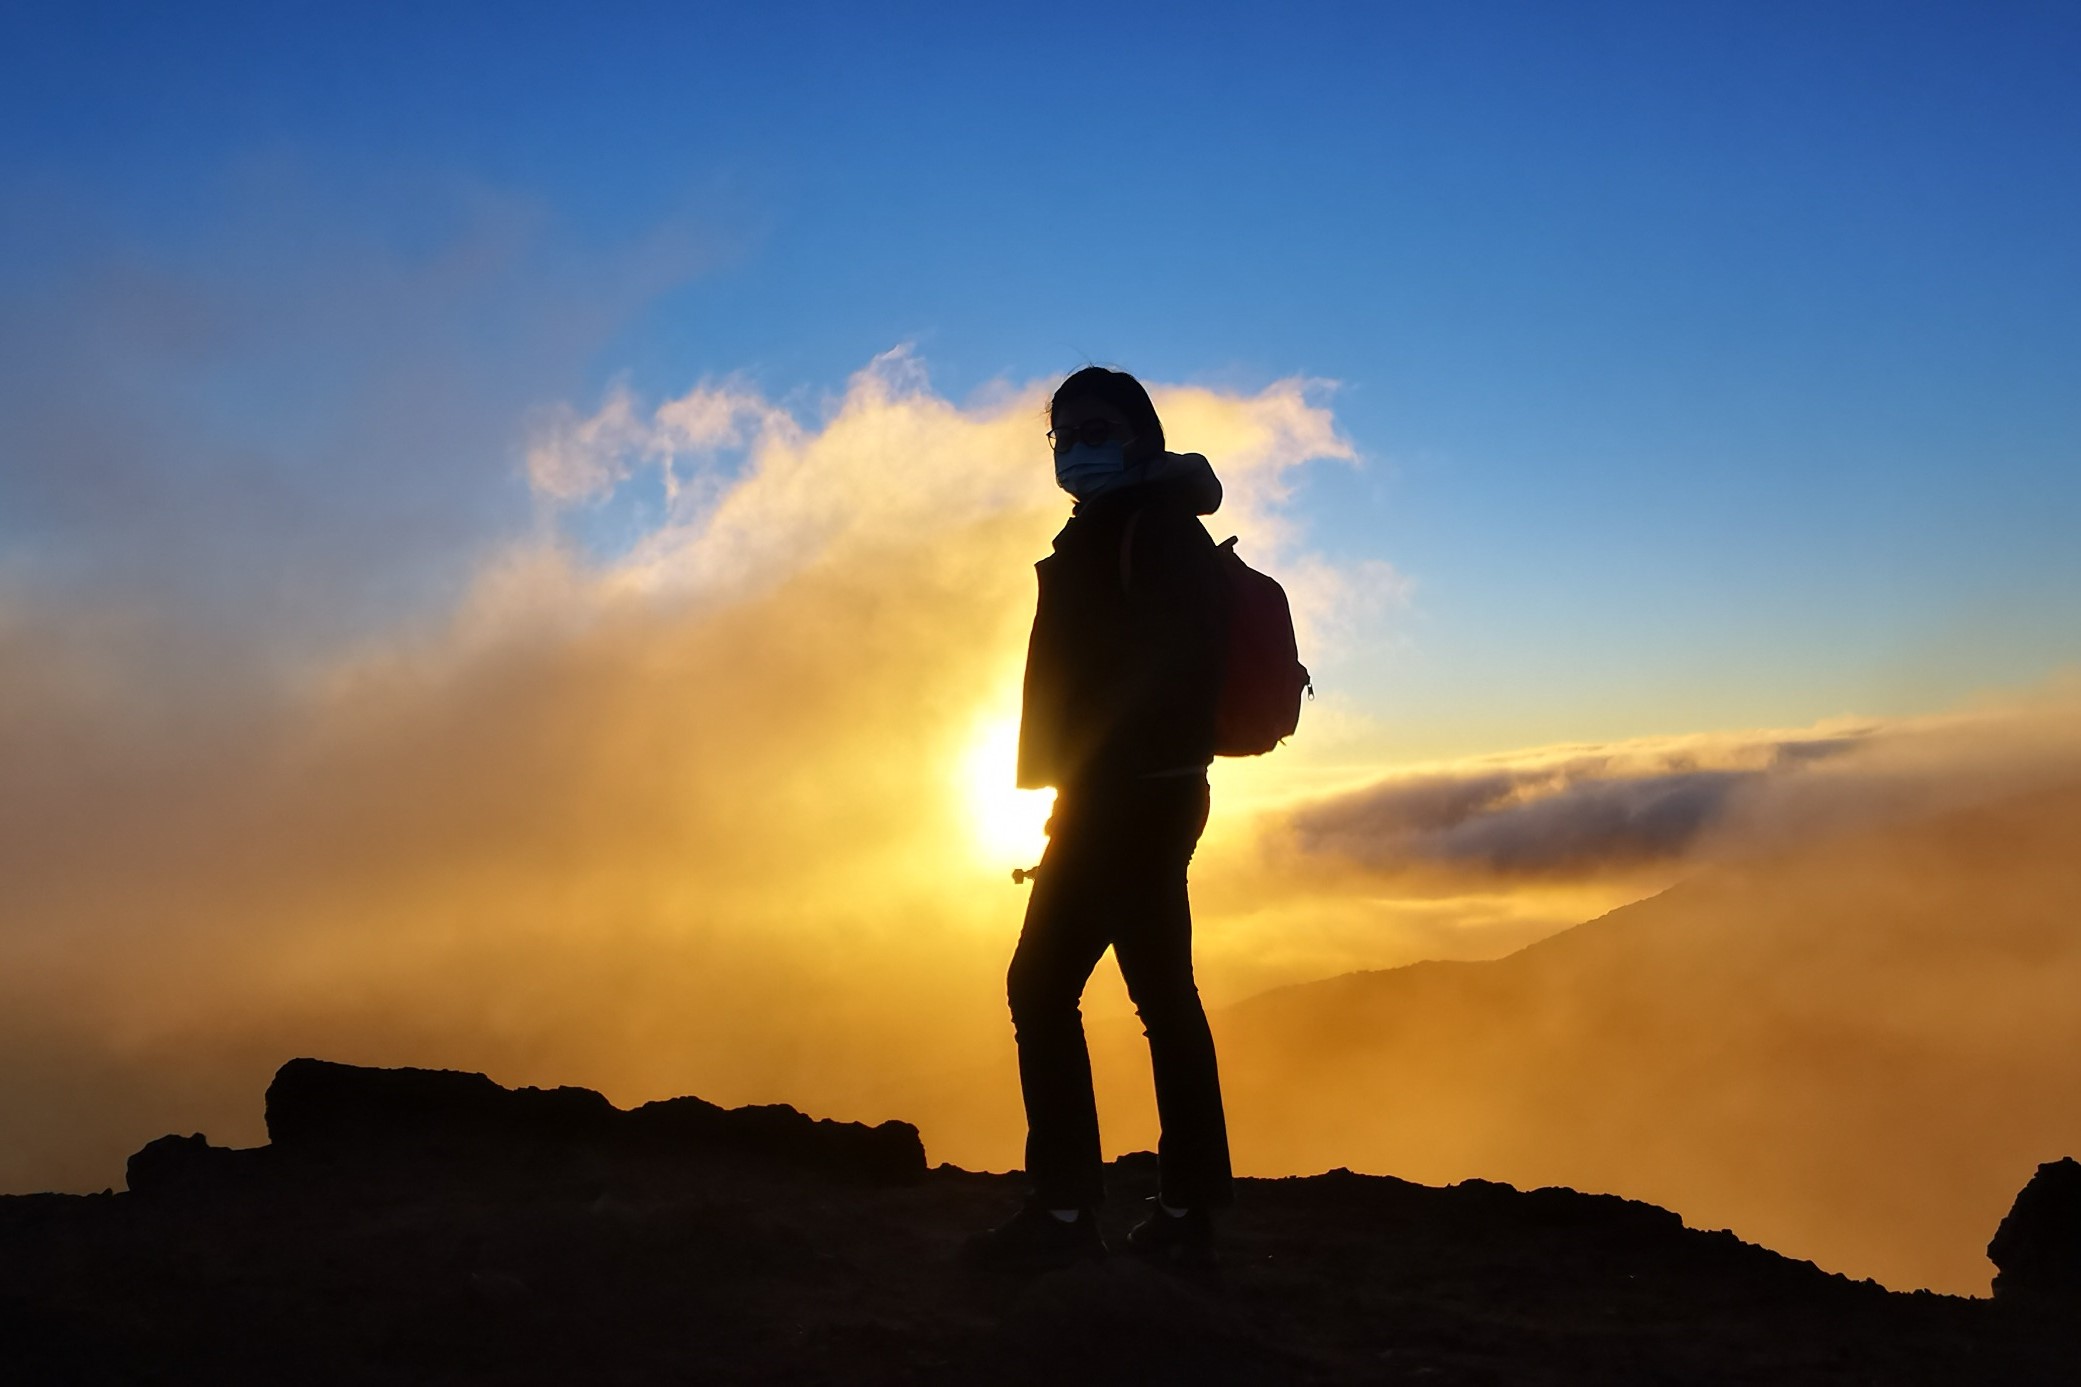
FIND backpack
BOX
[1210,535,1312,756]
[1121,513,1312,757]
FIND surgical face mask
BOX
[1054,440,1131,499]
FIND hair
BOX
[1049,366,1165,462]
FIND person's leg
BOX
[1006,795,1117,1211]
[1111,776,1233,1211]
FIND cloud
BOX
[524,386,648,503]
[523,377,784,509]
[0,349,1364,1193]
[1276,693,2081,887]
[1287,728,1875,878]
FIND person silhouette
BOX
[966,366,1233,1270]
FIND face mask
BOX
[1054,441,1131,499]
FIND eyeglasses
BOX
[1046,419,1131,451]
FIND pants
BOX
[1006,773,1233,1210]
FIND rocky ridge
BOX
[3,1060,2076,1385]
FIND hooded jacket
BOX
[1016,451,1229,792]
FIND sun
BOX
[956,714,1055,871]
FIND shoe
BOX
[1124,1198,1214,1262]
[961,1200,1105,1272]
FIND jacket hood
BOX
[1073,450,1223,517]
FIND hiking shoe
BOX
[1124,1198,1214,1262]
[961,1201,1105,1272]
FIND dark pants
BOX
[1007,773,1233,1210]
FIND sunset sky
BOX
[4,1,2080,1240]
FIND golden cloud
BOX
[0,351,1368,1193]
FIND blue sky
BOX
[4,0,2078,755]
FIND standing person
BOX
[966,367,1233,1270]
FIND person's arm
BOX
[1016,555,1067,790]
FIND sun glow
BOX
[957,714,1054,872]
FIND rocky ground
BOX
[3,1060,2074,1385]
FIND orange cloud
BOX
[0,352,1368,1193]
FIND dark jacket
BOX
[1016,452,1229,792]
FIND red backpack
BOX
[1122,515,1311,757]
[1210,535,1311,756]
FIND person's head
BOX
[1048,366,1165,467]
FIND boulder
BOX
[128,1060,925,1199]
[1988,1157,2081,1301]
[125,1133,267,1198]
[256,1057,925,1183]
[626,1094,927,1183]
[265,1058,618,1158]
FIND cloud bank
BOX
[0,347,1364,1193]
[1287,727,1878,879]
[1276,695,2081,888]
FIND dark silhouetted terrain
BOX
[3,1061,2076,1385]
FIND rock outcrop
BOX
[127,1058,925,1196]
[125,1131,267,1198]
[1989,1156,2081,1302]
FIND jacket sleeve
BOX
[1015,555,1066,790]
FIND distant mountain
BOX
[1200,782,2081,1294]
[6,1059,2076,1385]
